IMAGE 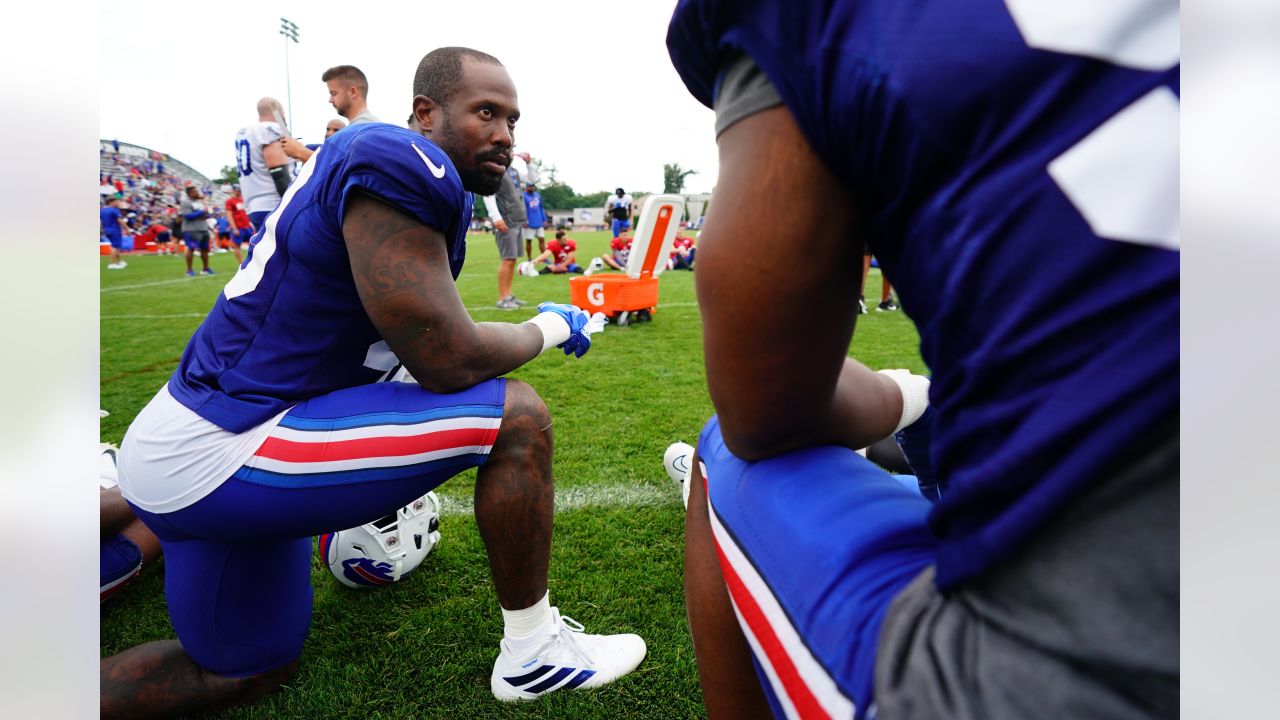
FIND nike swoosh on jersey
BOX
[411,143,447,179]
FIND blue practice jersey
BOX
[100,205,123,237]
[669,0,1179,588]
[524,190,547,228]
[169,123,474,433]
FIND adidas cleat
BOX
[491,608,646,702]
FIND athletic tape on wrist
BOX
[525,312,572,354]
[878,369,930,433]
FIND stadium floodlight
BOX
[279,18,301,137]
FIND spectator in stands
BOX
[101,196,130,270]
[180,186,214,277]
[326,117,347,138]
[522,182,547,262]
[323,65,379,125]
[235,98,294,232]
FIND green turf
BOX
[100,231,923,718]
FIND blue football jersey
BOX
[100,205,122,236]
[169,123,474,433]
[669,0,1179,587]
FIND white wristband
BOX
[524,312,571,354]
[877,369,930,433]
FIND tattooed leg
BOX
[474,379,554,610]
[100,640,298,720]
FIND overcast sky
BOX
[98,0,719,196]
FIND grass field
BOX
[100,229,925,719]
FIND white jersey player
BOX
[234,98,296,231]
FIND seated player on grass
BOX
[668,233,695,270]
[532,230,584,274]
[585,232,633,275]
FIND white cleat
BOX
[490,608,646,702]
[664,442,694,508]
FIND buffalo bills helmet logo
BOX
[341,557,396,586]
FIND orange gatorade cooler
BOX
[569,194,686,325]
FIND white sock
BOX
[502,592,553,656]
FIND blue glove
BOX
[536,302,592,358]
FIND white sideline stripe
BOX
[708,495,856,719]
[437,481,677,517]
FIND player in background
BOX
[596,232,633,273]
[668,233,695,270]
[522,182,548,262]
[223,185,254,250]
[102,46,644,719]
[213,209,243,265]
[667,0,1178,717]
[101,196,130,269]
[532,230,583,274]
[605,187,633,237]
[233,98,295,232]
[179,185,213,277]
[859,251,897,313]
[149,215,173,256]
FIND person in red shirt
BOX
[532,230,583,274]
[224,186,254,247]
[668,233,696,270]
[150,216,174,255]
[601,233,633,272]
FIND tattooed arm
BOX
[344,190,545,393]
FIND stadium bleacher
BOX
[99,139,229,254]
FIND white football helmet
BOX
[518,261,540,277]
[319,491,442,588]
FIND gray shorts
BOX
[874,431,1179,719]
[494,226,522,260]
[521,226,545,241]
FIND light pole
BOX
[279,18,300,130]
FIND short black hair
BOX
[413,47,502,107]
[321,65,369,96]
[616,187,625,195]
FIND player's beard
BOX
[439,120,509,196]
